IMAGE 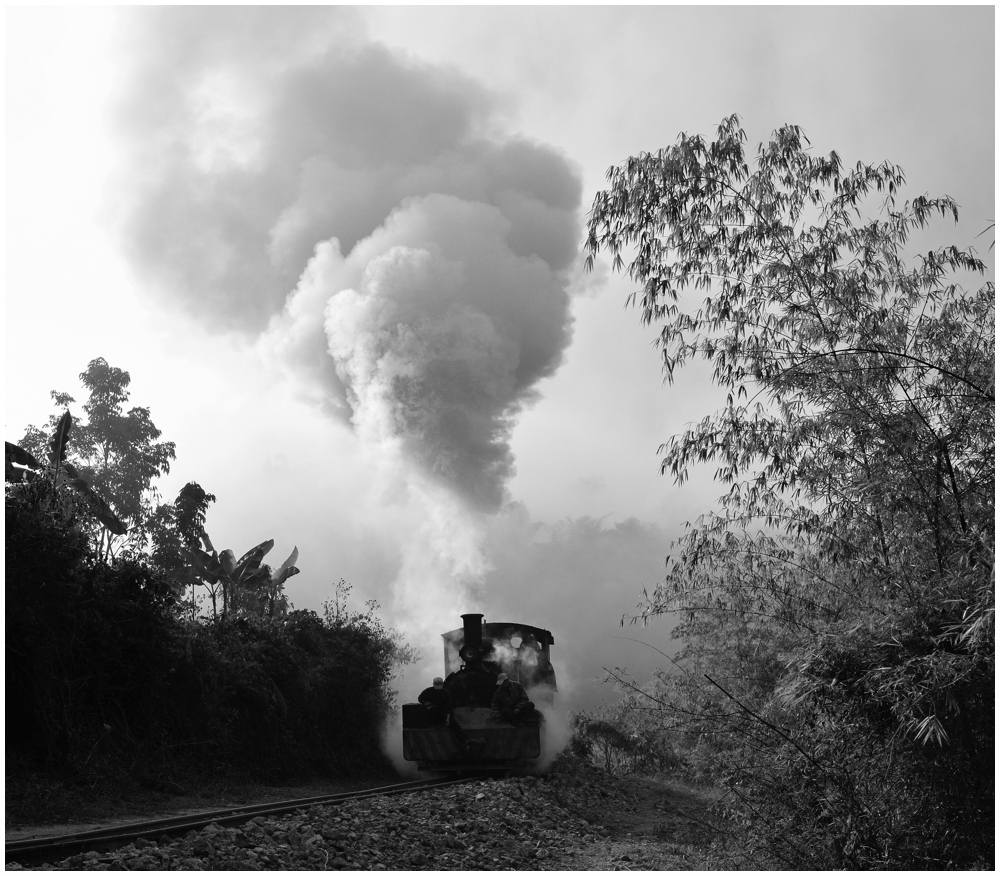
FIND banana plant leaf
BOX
[5,436,127,534]
[49,410,73,468]
[233,539,274,584]
[5,455,33,483]
[65,476,128,535]
[182,546,223,585]
[5,458,26,483]
[175,564,204,586]
[273,566,300,588]
[271,546,299,587]
[239,566,273,590]
[6,441,41,471]
[219,549,237,578]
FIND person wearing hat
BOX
[418,676,453,725]
[491,672,535,725]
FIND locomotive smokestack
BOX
[459,613,485,664]
[461,613,484,650]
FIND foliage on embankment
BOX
[6,361,409,807]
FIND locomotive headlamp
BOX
[459,643,480,662]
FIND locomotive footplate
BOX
[402,705,540,768]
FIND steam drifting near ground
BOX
[528,683,573,773]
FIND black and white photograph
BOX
[6,5,994,871]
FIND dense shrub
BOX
[571,699,684,778]
[6,477,404,787]
[6,478,177,765]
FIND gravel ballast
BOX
[9,765,707,871]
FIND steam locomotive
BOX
[402,613,556,771]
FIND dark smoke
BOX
[111,7,582,509]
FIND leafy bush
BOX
[6,477,178,768]
[571,697,684,778]
[7,470,410,789]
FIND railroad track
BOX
[6,775,482,867]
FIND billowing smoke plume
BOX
[111,7,582,519]
[265,194,575,509]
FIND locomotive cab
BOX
[401,613,556,771]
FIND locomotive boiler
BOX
[402,613,556,771]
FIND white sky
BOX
[5,6,994,710]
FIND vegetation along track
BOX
[6,776,477,867]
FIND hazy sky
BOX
[5,6,994,710]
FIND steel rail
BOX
[6,775,483,867]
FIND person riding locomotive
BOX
[491,672,537,725]
[417,676,454,725]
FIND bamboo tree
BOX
[586,116,994,867]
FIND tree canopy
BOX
[20,357,176,557]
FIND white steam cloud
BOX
[265,193,574,509]
[110,8,583,643]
